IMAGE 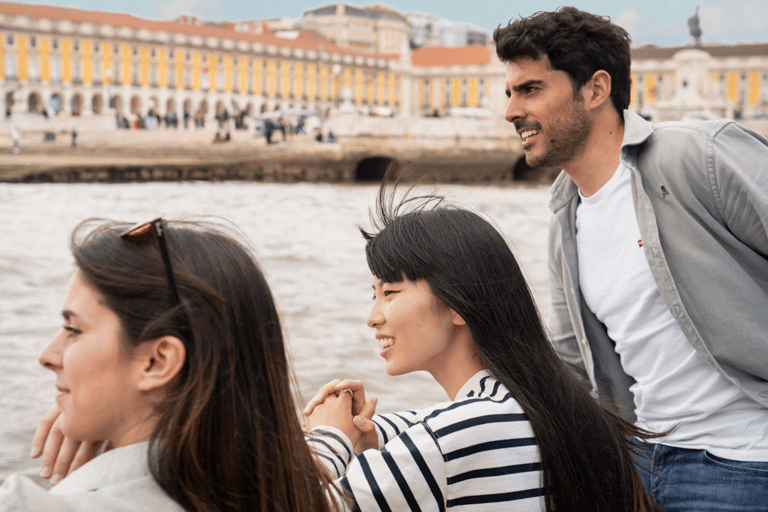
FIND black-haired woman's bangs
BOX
[365,219,432,284]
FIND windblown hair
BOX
[361,186,662,512]
[70,219,340,512]
[494,6,632,113]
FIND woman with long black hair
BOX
[305,187,662,512]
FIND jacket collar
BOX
[548,110,654,212]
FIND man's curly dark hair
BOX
[494,6,632,113]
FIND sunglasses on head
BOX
[120,218,181,307]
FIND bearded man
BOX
[495,7,768,511]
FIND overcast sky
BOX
[10,0,768,47]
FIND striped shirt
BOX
[308,370,545,511]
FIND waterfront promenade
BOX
[0,115,540,184]
[0,125,337,182]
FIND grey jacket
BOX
[548,110,768,420]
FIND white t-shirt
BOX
[575,162,768,461]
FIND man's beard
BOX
[525,99,591,169]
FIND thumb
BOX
[358,397,377,420]
[353,415,376,434]
[353,397,378,431]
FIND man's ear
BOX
[583,69,612,110]
[450,308,467,327]
[134,336,186,392]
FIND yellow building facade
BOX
[0,2,406,126]
[7,2,763,131]
[629,44,768,121]
[409,44,500,116]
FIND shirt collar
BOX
[549,109,654,213]
[50,442,152,495]
[455,369,494,399]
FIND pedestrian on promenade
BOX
[304,185,662,512]
[70,128,77,149]
[5,218,342,512]
[11,125,20,154]
[494,7,768,510]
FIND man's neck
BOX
[563,113,625,197]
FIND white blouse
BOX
[0,442,184,511]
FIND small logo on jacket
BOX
[661,185,670,198]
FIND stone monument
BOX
[687,6,702,48]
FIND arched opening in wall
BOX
[183,99,192,114]
[71,94,83,116]
[260,103,268,114]
[199,99,208,115]
[511,156,532,181]
[5,92,14,116]
[130,95,141,115]
[166,98,176,115]
[511,155,560,183]
[110,95,124,116]
[355,157,400,182]
[215,100,225,117]
[245,103,253,116]
[28,92,42,113]
[91,94,103,115]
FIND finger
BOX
[352,413,380,452]
[303,379,342,416]
[353,416,377,434]
[39,417,66,479]
[338,389,353,407]
[333,380,366,415]
[30,405,61,459]
[48,437,81,485]
[68,440,102,475]
[358,397,378,421]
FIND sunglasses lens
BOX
[121,221,156,242]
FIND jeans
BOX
[633,441,768,511]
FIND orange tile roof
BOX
[0,1,397,59]
[411,44,491,67]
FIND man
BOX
[494,7,768,510]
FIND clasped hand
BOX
[303,379,378,452]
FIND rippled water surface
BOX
[0,181,551,479]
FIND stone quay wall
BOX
[0,115,560,184]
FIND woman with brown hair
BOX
[2,218,339,512]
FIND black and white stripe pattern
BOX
[308,370,545,511]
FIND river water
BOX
[0,181,552,480]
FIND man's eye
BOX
[64,326,81,337]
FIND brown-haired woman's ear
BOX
[134,336,186,392]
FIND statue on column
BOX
[688,6,702,47]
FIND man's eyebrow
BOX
[511,79,544,92]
